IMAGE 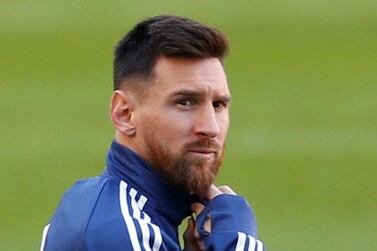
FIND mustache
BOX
[184,139,221,152]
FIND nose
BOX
[193,103,220,139]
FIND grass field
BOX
[1,1,377,250]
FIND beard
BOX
[144,132,224,197]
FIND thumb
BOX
[191,202,205,216]
[207,184,223,200]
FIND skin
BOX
[184,185,237,251]
[111,56,231,195]
[110,56,235,250]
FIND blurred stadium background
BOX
[1,1,376,250]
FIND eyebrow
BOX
[169,89,232,102]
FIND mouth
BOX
[187,149,217,160]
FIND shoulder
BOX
[85,180,164,251]
[43,178,179,250]
[56,176,112,217]
[43,176,114,250]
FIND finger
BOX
[218,185,237,195]
[191,203,212,234]
[183,217,203,251]
[198,240,206,251]
[191,202,205,216]
[207,184,223,200]
[203,217,211,233]
[183,217,195,241]
[193,221,201,240]
[192,220,206,251]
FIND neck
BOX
[115,130,145,159]
[105,140,197,225]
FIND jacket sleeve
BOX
[40,178,180,251]
[41,214,172,251]
[196,194,265,251]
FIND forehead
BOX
[151,57,229,96]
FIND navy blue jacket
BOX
[40,141,264,250]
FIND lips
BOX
[188,148,217,154]
[187,149,217,161]
[185,140,220,159]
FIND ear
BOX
[110,90,136,136]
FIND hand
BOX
[192,184,237,213]
[183,216,205,251]
[188,185,237,250]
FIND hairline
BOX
[116,55,226,92]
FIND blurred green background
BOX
[1,1,377,250]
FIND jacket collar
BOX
[103,140,196,226]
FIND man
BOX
[40,15,264,251]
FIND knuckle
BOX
[218,185,236,194]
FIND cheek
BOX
[157,110,193,134]
[145,113,191,145]
[218,114,230,139]
[161,119,190,142]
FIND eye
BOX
[213,101,227,110]
[176,99,192,106]
[174,98,197,110]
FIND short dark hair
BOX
[113,15,229,90]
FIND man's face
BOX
[133,57,230,197]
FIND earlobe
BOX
[110,90,136,136]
